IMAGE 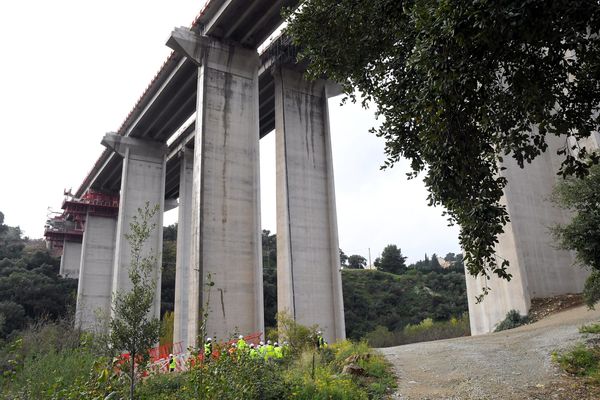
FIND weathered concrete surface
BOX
[168,29,264,345]
[467,134,594,335]
[102,134,167,321]
[173,149,193,348]
[274,67,345,343]
[380,305,600,400]
[75,215,117,331]
[59,240,82,279]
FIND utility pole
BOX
[368,248,372,269]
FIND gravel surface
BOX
[379,305,600,400]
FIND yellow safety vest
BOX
[274,346,283,359]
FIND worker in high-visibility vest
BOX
[257,341,266,358]
[204,338,213,359]
[168,354,176,372]
[249,343,259,359]
[316,331,327,349]
[265,340,275,361]
[273,342,283,360]
[237,334,247,352]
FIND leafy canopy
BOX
[285,0,600,290]
[374,245,407,274]
[552,164,600,307]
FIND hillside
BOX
[342,268,468,339]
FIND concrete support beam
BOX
[467,134,591,335]
[168,28,264,344]
[102,133,168,321]
[273,67,345,344]
[59,240,82,279]
[173,149,193,348]
[75,214,117,331]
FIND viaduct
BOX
[44,1,598,344]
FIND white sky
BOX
[0,1,460,264]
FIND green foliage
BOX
[552,164,600,308]
[342,269,468,339]
[553,343,600,380]
[580,323,600,334]
[347,254,367,269]
[110,202,162,398]
[0,211,77,338]
[277,312,318,356]
[374,245,407,274]
[160,311,174,346]
[584,271,600,309]
[0,318,125,399]
[262,230,278,329]
[365,314,470,347]
[494,309,529,332]
[285,0,600,295]
[160,226,177,316]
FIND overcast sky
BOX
[0,1,460,264]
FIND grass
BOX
[553,343,600,382]
[580,323,600,334]
[365,314,470,347]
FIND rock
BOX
[342,363,366,376]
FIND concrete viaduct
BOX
[45,0,598,343]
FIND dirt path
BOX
[379,305,600,400]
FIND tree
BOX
[552,164,600,308]
[374,245,407,274]
[285,1,600,289]
[347,254,367,269]
[339,249,349,267]
[110,203,161,400]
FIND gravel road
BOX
[379,305,600,400]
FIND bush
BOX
[553,343,600,379]
[494,310,529,332]
[580,323,600,334]
[366,314,471,347]
[584,271,600,309]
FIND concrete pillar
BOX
[467,134,591,335]
[273,67,346,343]
[101,134,168,321]
[167,28,264,345]
[75,214,117,331]
[60,240,82,279]
[173,149,193,348]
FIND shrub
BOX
[580,323,600,334]
[366,314,470,347]
[494,310,529,332]
[584,271,600,309]
[553,343,600,379]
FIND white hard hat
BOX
[267,340,272,344]
[169,353,173,357]
[207,337,212,342]
[259,341,264,346]
[274,342,279,346]
[317,331,322,334]
[239,335,244,339]
[250,343,255,348]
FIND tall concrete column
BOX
[102,134,168,321]
[467,134,592,335]
[60,240,82,279]
[274,67,346,343]
[75,214,117,331]
[168,28,264,345]
[173,148,193,348]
